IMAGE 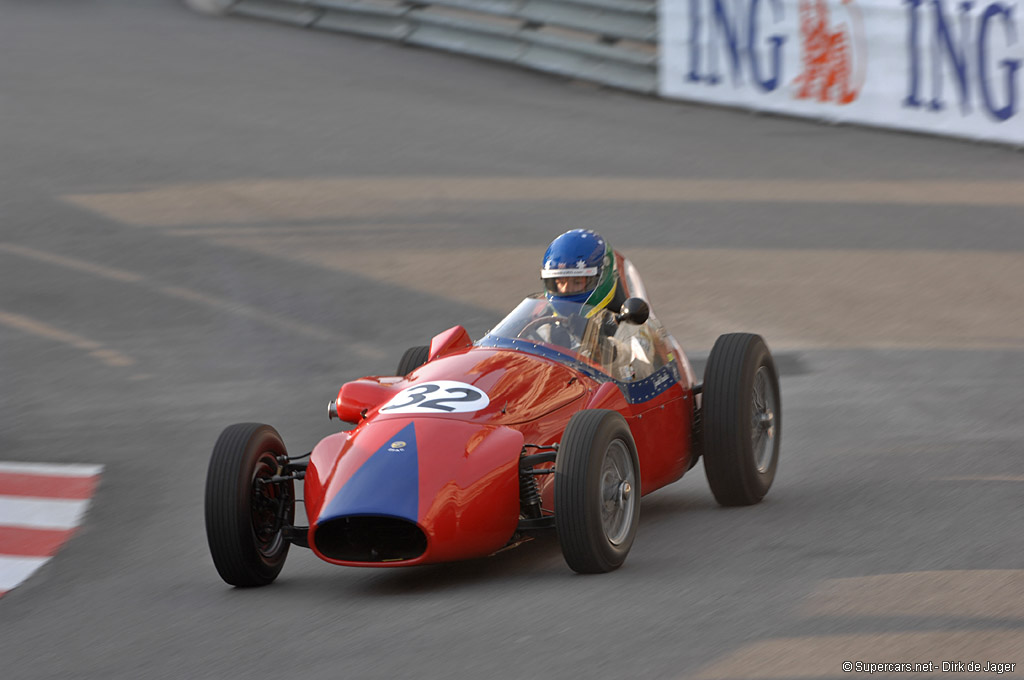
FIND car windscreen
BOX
[476,295,669,383]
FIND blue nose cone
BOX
[318,422,419,522]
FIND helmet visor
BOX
[543,274,599,297]
[542,266,598,295]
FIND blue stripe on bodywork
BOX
[318,422,419,523]
[622,363,681,404]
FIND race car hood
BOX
[305,417,524,566]
[370,347,589,425]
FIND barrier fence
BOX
[198,0,657,93]
[191,0,1022,145]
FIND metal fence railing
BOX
[197,0,658,93]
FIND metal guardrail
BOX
[198,0,657,93]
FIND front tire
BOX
[555,410,641,573]
[396,345,430,376]
[702,333,781,506]
[205,423,294,587]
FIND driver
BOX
[541,229,627,315]
[532,230,630,355]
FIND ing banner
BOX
[658,0,1024,145]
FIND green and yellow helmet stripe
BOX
[582,246,616,313]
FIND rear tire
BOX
[205,423,294,587]
[702,333,781,506]
[555,410,640,573]
[396,345,430,376]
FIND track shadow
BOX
[362,533,569,594]
[273,532,569,598]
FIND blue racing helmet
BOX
[541,229,617,310]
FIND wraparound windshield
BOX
[477,294,671,383]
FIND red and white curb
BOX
[0,462,102,598]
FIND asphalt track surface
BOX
[1,2,1023,678]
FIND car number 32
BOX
[379,381,490,414]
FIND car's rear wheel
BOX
[702,333,781,506]
[396,345,430,376]
[205,423,294,587]
[555,410,640,573]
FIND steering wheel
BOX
[516,316,583,349]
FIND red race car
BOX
[204,260,781,584]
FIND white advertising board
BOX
[659,0,1024,145]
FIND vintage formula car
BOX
[204,260,781,584]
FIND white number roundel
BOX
[378,381,490,415]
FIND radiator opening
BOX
[314,516,427,562]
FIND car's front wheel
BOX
[555,410,640,574]
[205,423,294,587]
[396,345,430,376]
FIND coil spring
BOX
[519,469,542,519]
